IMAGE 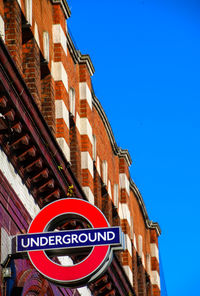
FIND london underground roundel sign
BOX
[16,199,124,287]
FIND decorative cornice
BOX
[118,147,132,167]
[77,52,95,76]
[67,32,95,76]
[130,178,161,236]
[92,94,132,167]
[51,0,71,19]
[67,31,79,63]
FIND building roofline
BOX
[67,31,79,63]
[51,0,71,19]
[130,178,161,236]
[92,94,160,235]
[92,94,132,167]
[77,52,95,76]
[67,31,95,76]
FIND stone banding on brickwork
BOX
[0,0,161,294]
[53,24,67,56]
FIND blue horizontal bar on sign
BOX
[17,227,122,252]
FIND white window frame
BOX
[25,0,32,26]
[102,160,108,186]
[146,253,151,275]
[113,184,119,208]
[130,217,134,240]
[0,15,5,41]
[69,88,75,116]
[43,31,49,62]
[138,235,143,257]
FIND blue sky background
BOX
[67,1,200,295]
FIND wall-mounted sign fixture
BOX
[16,198,124,287]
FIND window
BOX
[25,0,32,26]
[113,184,119,208]
[133,233,137,250]
[146,254,151,274]
[43,32,49,62]
[92,135,96,161]
[138,235,143,257]
[34,22,40,48]
[130,218,134,240]
[108,181,112,198]
[102,160,108,186]
[69,88,75,116]
[0,15,5,41]
[96,157,101,176]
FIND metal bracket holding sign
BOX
[0,227,12,266]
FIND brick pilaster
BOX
[69,115,82,183]
[150,229,160,296]
[22,28,41,109]
[137,255,147,296]
[132,248,139,295]
[52,7,70,162]
[41,66,55,134]
[4,0,22,74]
[53,4,67,33]
[119,157,133,285]
[93,162,102,209]
[79,65,94,204]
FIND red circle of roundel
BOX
[28,199,110,286]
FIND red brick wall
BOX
[22,29,41,108]
[0,1,161,295]
[4,0,22,73]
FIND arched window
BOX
[69,88,75,116]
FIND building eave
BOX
[92,93,160,235]
[67,31,95,76]
[92,94,132,167]
[130,178,161,236]
[67,31,79,64]
[51,0,71,19]
[77,52,95,76]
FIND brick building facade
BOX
[0,1,161,295]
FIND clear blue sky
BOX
[67,1,200,295]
